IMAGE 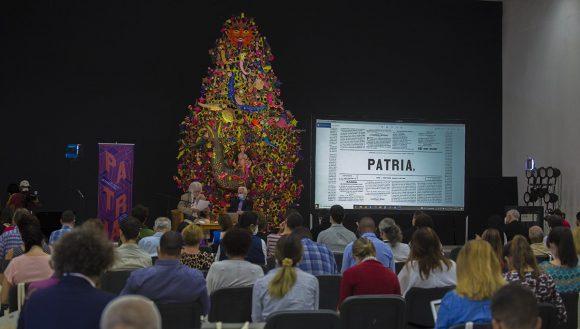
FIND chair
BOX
[317,275,341,310]
[8,283,28,313]
[340,295,405,329]
[265,310,340,329]
[559,291,579,329]
[156,301,202,329]
[333,253,343,270]
[395,262,405,274]
[449,247,462,262]
[209,287,253,323]
[405,286,455,328]
[538,303,558,329]
[449,323,491,329]
[100,270,132,295]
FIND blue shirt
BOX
[138,232,163,257]
[49,225,73,245]
[341,232,395,273]
[435,290,491,329]
[120,259,209,315]
[298,238,338,275]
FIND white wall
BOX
[503,0,580,220]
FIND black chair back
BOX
[156,301,202,329]
[340,295,405,329]
[265,310,340,329]
[449,324,492,329]
[317,275,341,310]
[395,262,405,274]
[333,253,343,271]
[209,286,253,323]
[538,303,558,329]
[100,270,133,295]
[405,286,455,328]
[449,247,462,262]
[559,291,579,329]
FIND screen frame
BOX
[309,114,468,214]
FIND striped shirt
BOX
[49,225,73,245]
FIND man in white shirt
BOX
[317,205,357,253]
[138,217,171,257]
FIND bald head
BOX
[100,295,161,329]
[358,217,376,234]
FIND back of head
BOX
[410,227,450,279]
[269,235,303,299]
[222,228,252,258]
[553,209,565,219]
[159,231,183,257]
[285,212,304,230]
[547,227,578,267]
[352,237,376,259]
[53,222,115,278]
[329,205,344,224]
[507,235,539,277]
[100,295,161,329]
[61,210,76,224]
[491,283,539,329]
[153,217,171,232]
[487,214,504,231]
[482,228,504,261]
[456,240,505,300]
[131,205,149,224]
[238,211,259,229]
[358,217,376,234]
[182,224,204,247]
[414,213,434,229]
[17,214,43,252]
[291,227,312,241]
[528,226,544,244]
[12,208,30,225]
[378,217,402,245]
[217,213,234,231]
[119,217,142,241]
[546,215,564,229]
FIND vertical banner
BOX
[97,143,134,240]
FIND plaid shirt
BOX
[49,225,73,245]
[0,227,23,260]
[298,238,338,275]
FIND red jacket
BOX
[339,259,401,306]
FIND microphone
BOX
[76,189,85,199]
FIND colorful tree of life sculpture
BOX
[175,14,303,222]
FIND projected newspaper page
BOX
[314,120,465,210]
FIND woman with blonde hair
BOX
[252,235,319,322]
[339,237,400,305]
[180,224,214,271]
[435,240,505,329]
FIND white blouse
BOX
[397,260,457,296]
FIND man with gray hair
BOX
[528,226,551,257]
[100,295,161,329]
[138,217,171,257]
[504,208,526,242]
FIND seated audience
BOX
[0,208,28,261]
[267,210,301,257]
[482,228,506,269]
[491,283,542,329]
[435,240,505,329]
[111,217,152,271]
[544,215,564,244]
[403,211,434,243]
[48,210,75,246]
[398,227,456,296]
[211,213,233,251]
[1,214,53,305]
[553,209,571,228]
[540,227,580,293]
[292,227,337,275]
[19,222,116,329]
[252,235,319,322]
[317,205,357,253]
[572,226,580,256]
[504,235,566,323]
[342,217,395,273]
[378,217,410,262]
[339,237,400,305]
[217,211,266,265]
[100,295,161,329]
[180,223,214,271]
[528,226,551,257]
[0,207,14,232]
[504,209,527,241]
[138,217,171,257]
[132,204,154,240]
[121,231,209,315]
[206,228,264,294]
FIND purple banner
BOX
[97,143,134,240]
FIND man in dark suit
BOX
[228,186,253,214]
[18,222,116,329]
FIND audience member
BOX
[341,217,395,273]
[0,207,14,232]
[0,208,28,262]
[252,235,319,322]
[339,237,400,305]
[482,228,506,269]
[1,214,52,305]
[206,228,264,294]
[256,214,269,242]
[132,204,154,240]
[545,215,564,243]
[311,214,331,242]
[177,181,207,219]
[121,231,209,315]
[398,227,456,296]
[19,222,116,329]
[48,210,75,246]
[491,283,542,329]
[317,205,357,253]
[435,240,505,329]
[111,217,152,271]
[211,213,233,251]
[528,226,551,257]
[180,223,214,271]
[504,209,526,241]
[100,295,161,329]
[403,211,434,243]
[378,217,410,262]
[540,227,580,293]
[266,209,300,257]
[138,217,171,257]
[228,186,253,213]
[503,236,566,323]
[217,211,266,265]
[292,227,337,275]
[573,226,580,256]
[553,209,571,228]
